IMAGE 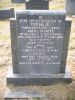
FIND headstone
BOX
[5,10,72,99]
[11,0,49,10]
[11,0,25,3]
[0,8,14,19]
[25,0,49,10]
[65,0,75,15]
[6,10,72,86]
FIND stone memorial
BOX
[6,10,72,85]
[5,10,72,99]
[11,0,49,10]
[65,0,75,15]
[0,8,14,19]
[11,0,25,3]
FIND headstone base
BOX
[5,74,72,100]
[6,66,72,86]
[5,87,45,100]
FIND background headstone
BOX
[65,0,75,15]
[0,8,14,19]
[11,0,25,3]
[11,0,49,9]
[25,0,49,9]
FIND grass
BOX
[49,4,64,10]
[69,46,75,50]
[0,35,10,41]
[69,40,75,50]
[49,0,64,10]
[0,0,11,9]
[0,0,24,10]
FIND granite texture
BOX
[65,0,75,15]
[0,8,14,19]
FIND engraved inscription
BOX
[17,15,64,66]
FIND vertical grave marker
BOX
[6,10,72,86]
[65,0,75,15]
[11,0,49,10]
[13,11,65,74]
[0,8,14,19]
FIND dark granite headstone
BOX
[25,0,49,10]
[65,0,75,15]
[0,8,14,19]
[11,0,25,3]
[12,11,66,74]
[11,0,49,10]
[6,10,72,86]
